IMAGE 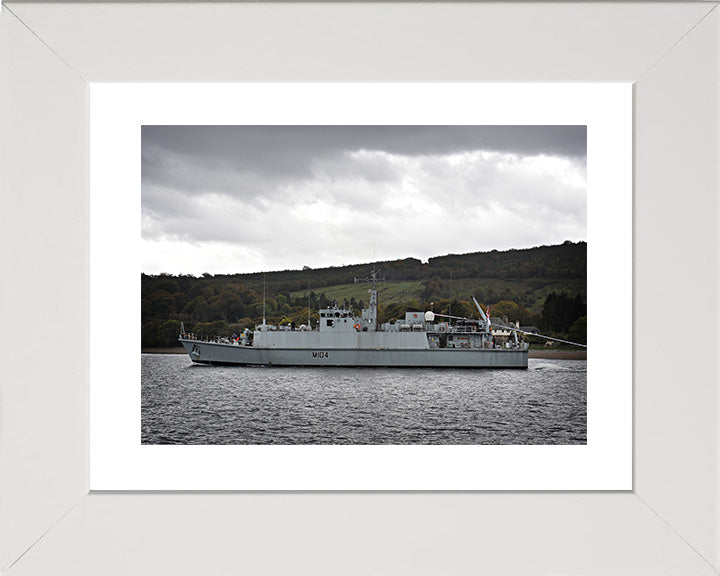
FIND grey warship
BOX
[179,268,529,368]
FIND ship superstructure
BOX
[179,267,529,368]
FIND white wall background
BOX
[1,3,719,575]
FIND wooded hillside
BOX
[142,241,586,347]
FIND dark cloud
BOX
[143,125,586,183]
[141,126,586,274]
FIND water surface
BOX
[142,354,586,445]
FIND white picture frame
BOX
[2,2,719,574]
[90,82,630,491]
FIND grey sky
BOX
[142,126,586,275]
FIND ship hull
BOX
[180,339,528,368]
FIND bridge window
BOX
[326,319,334,327]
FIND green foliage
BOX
[379,302,407,324]
[142,290,176,319]
[193,320,230,339]
[568,316,587,345]
[491,300,541,326]
[492,300,520,320]
[141,319,181,348]
[541,292,586,334]
[291,281,424,305]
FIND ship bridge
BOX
[318,306,359,332]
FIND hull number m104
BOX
[312,351,329,359]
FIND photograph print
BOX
[141,125,587,445]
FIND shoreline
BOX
[142,347,586,360]
[142,347,186,354]
[528,350,586,360]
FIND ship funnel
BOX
[424,311,435,322]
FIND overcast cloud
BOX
[142,126,586,275]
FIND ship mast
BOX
[368,267,379,329]
[262,273,266,326]
[354,265,384,331]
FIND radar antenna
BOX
[354,265,385,288]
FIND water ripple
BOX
[142,356,586,445]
